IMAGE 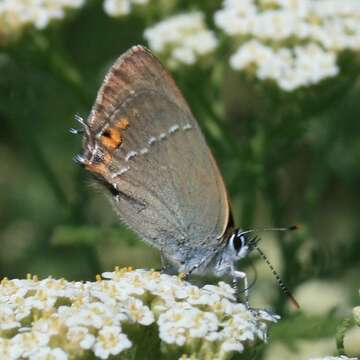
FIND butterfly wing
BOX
[80,45,230,272]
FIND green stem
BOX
[24,30,102,274]
[29,31,88,105]
[1,111,71,209]
[336,317,354,355]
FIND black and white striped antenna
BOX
[255,242,300,309]
[248,225,300,309]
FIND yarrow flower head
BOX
[0,268,279,359]
[144,12,218,68]
[103,0,150,17]
[230,40,338,92]
[215,0,360,91]
[0,0,85,46]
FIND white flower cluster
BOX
[230,40,338,92]
[103,0,149,17]
[144,12,218,68]
[215,0,360,91]
[0,0,85,45]
[0,268,279,359]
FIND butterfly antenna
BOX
[254,241,300,309]
[241,224,299,236]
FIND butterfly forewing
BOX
[81,45,230,271]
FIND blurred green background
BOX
[1,0,360,358]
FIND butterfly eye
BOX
[232,233,246,253]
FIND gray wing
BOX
[81,45,230,271]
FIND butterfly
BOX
[73,45,299,307]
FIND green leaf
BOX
[270,314,341,346]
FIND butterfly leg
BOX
[159,249,168,273]
[159,249,178,275]
[176,264,196,281]
[232,269,249,308]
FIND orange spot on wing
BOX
[103,152,112,165]
[85,162,108,177]
[100,117,129,150]
[115,117,129,129]
[100,128,121,150]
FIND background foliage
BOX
[0,0,359,358]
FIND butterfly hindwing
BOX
[80,46,230,271]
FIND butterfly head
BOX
[216,225,300,309]
[226,224,299,260]
[226,229,260,261]
[211,229,259,276]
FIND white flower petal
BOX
[144,12,218,68]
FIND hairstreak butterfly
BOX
[73,45,299,307]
